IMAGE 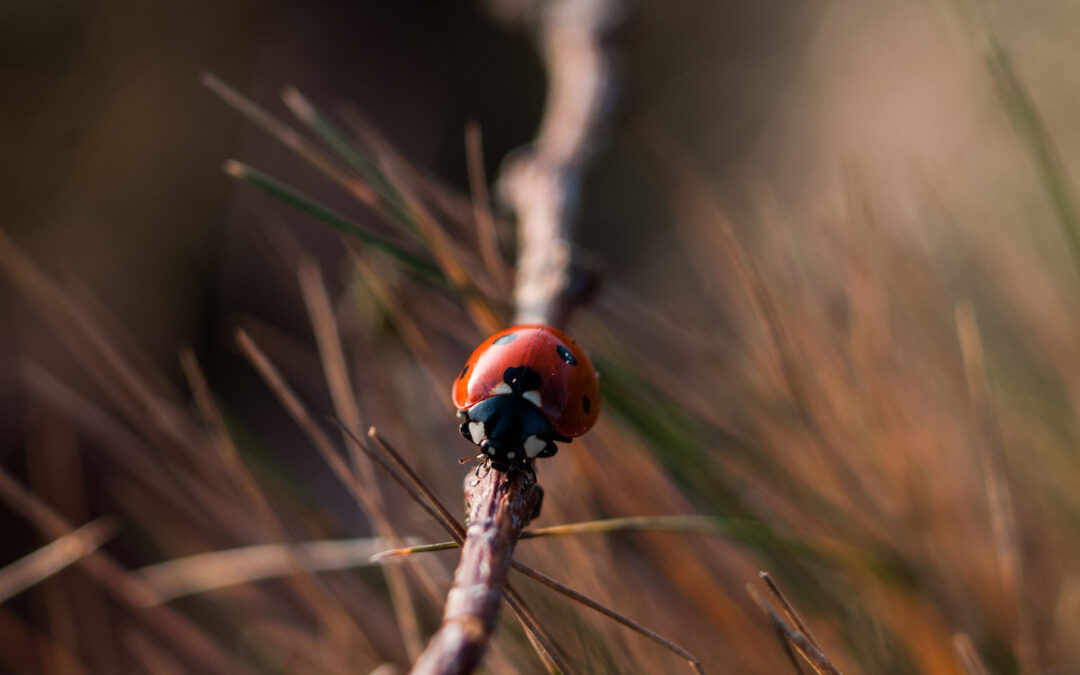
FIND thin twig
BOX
[370,514,759,560]
[332,422,570,674]
[759,571,824,653]
[747,580,841,675]
[509,563,705,674]
[413,2,623,672]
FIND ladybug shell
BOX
[452,325,599,439]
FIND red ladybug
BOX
[452,324,599,472]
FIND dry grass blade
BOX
[223,160,441,279]
[955,304,1036,674]
[365,428,466,541]
[370,514,754,561]
[180,348,376,651]
[0,517,117,603]
[137,537,398,602]
[952,633,991,675]
[334,107,505,333]
[20,360,265,543]
[201,73,379,207]
[383,168,504,335]
[747,580,841,675]
[234,328,381,518]
[298,258,425,660]
[759,571,824,653]
[0,466,244,675]
[465,121,510,290]
[0,230,198,462]
[280,85,406,219]
[508,562,705,674]
[347,244,453,391]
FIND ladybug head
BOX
[458,367,570,472]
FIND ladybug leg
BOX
[536,440,558,458]
[529,484,544,522]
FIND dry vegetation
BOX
[2,2,1080,674]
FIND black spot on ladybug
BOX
[556,345,577,366]
[458,363,470,380]
[582,395,592,414]
[502,365,542,393]
[493,333,517,345]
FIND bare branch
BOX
[500,0,621,327]
[413,1,624,672]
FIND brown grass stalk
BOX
[0,466,244,675]
[297,257,425,660]
[748,576,841,675]
[0,517,116,603]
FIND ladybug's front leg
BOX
[529,484,544,523]
[536,437,563,458]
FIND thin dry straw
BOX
[280,86,408,223]
[234,328,382,519]
[297,258,425,660]
[358,424,706,673]
[331,422,570,674]
[136,537,398,602]
[235,330,563,671]
[201,73,380,208]
[509,563,706,675]
[760,572,824,654]
[747,576,841,675]
[179,348,375,651]
[0,517,117,603]
[465,121,511,290]
[955,304,1036,674]
[0,466,243,675]
[222,160,441,279]
[345,245,452,391]
[369,515,768,561]
[952,633,991,675]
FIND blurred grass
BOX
[2,3,1080,674]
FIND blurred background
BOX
[3,0,1080,673]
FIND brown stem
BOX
[412,2,622,673]
[409,470,542,675]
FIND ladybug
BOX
[452,324,599,472]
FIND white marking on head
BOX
[468,421,486,445]
[524,435,547,458]
[507,451,516,459]
[522,390,541,408]
[492,383,512,395]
